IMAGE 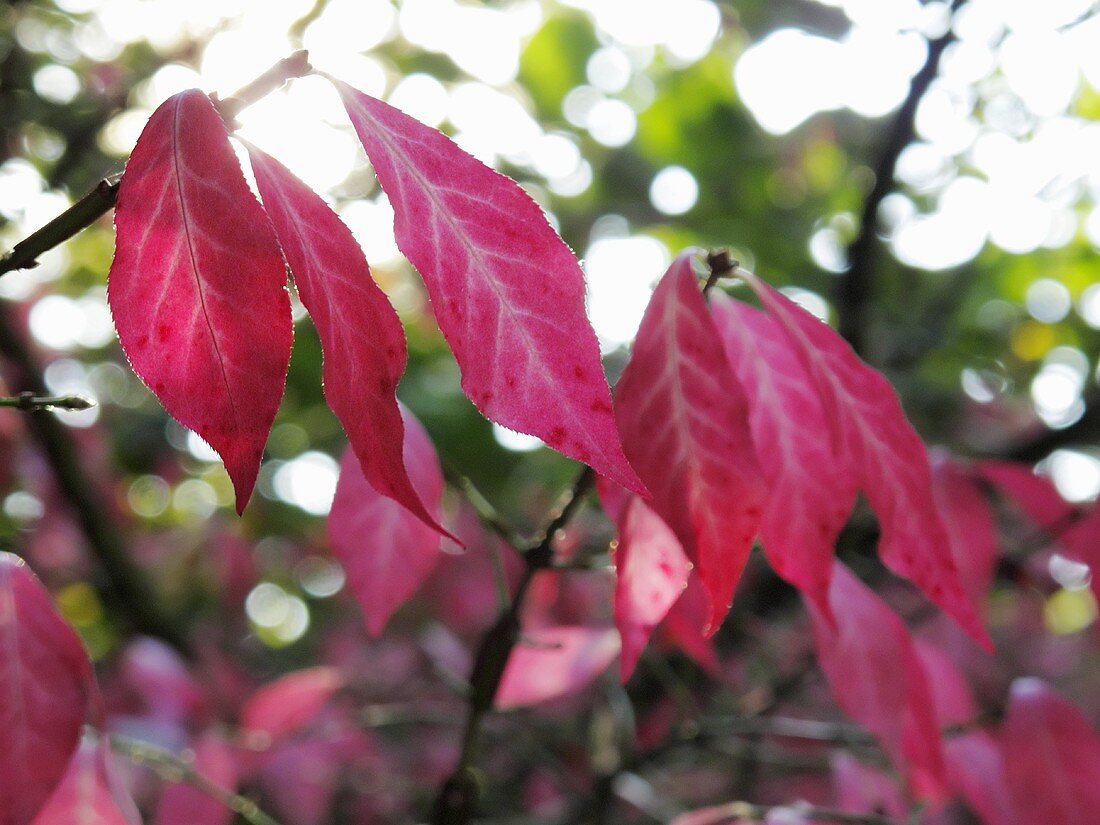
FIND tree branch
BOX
[429,467,595,825]
[834,0,966,357]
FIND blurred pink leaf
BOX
[328,404,446,636]
[1001,678,1100,825]
[944,732,1017,825]
[496,626,620,708]
[614,254,764,633]
[807,562,948,800]
[931,456,1000,611]
[0,552,94,825]
[108,89,291,513]
[31,738,139,825]
[240,667,343,742]
[335,80,643,494]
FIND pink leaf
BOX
[831,752,907,820]
[328,404,445,635]
[660,574,721,674]
[710,293,856,612]
[108,89,292,513]
[974,460,1073,529]
[155,731,238,825]
[602,489,691,681]
[807,562,948,800]
[0,552,93,825]
[333,80,643,494]
[930,456,1000,611]
[913,639,977,730]
[496,626,620,708]
[614,255,765,633]
[943,732,1018,825]
[240,667,343,742]
[119,637,206,726]
[1001,678,1100,825]
[31,738,139,825]
[247,145,448,537]
[746,277,988,648]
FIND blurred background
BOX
[2,1,1100,820]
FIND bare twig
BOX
[111,734,282,825]
[834,0,967,357]
[694,800,900,825]
[0,392,94,411]
[429,467,595,825]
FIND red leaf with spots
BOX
[599,485,691,682]
[710,293,857,613]
[495,625,620,708]
[1001,679,1100,825]
[334,80,643,495]
[745,277,989,648]
[807,562,948,800]
[614,254,765,633]
[32,738,139,825]
[328,404,445,636]
[0,552,94,825]
[155,732,238,825]
[247,145,448,537]
[241,667,344,742]
[108,89,292,513]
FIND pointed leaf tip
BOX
[108,89,292,513]
[332,79,645,495]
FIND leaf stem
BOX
[0,392,95,411]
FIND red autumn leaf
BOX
[32,738,139,825]
[806,562,948,800]
[332,80,643,495]
[247,145,448,537]
[830,752,907,820]
[930,456,1000,611]
[913,639,977,730]
[108,89,292,513]
[614,254,765,633]
[710,293,857,612]
[327,404,446,636]
[660,573,721,675]
[1001,678,1100,825]
[943,732,1018,825]
[0,552,94,825]
[601,489,691,681]
[496,625,620,708]
[240,667,344,742]
[745,277,988,648]
[155,731,238,825]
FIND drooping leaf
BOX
[1001,678,1100,825]
[943,732,1017,825]
[807,562,948,800]
[333,80,643,494]
[614,255,765,633]
[710,293,856,612]
[154,731,237,825]
[496,626,620,708]
[108,89,292,512]
[327,404,446,636]
[247,145,448,536]
[745,277,988,647]
[31,738,139,825]
[930,456,1000,612]
[240,667,343,742]
[660,574,721,675]
[0,552,94,825]
[600,488,691,681]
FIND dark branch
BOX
[834,0,966,357]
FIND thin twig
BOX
[834,0,967,357]
[429,467,595,825]
[0,50,312,277]
[111,734,283,825]
[699,801,900,825]
[0,392,94,411]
